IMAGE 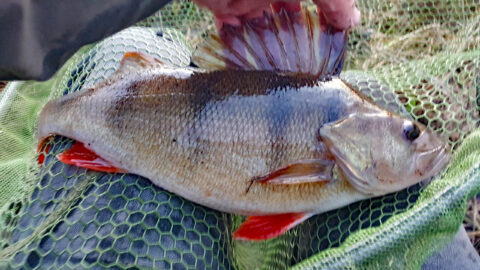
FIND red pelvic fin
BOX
[37,137,53,165]
[233,213,312,241]
[57,142,126,173]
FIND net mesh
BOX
[0,0,479,269]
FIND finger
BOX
[314,0,361,29]
[271,1,302,13]
[214,15,242,31]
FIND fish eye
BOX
[402,121,420,141]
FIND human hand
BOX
[193,0,360,30]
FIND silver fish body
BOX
[37,64,449,216]
[38,69,369,214]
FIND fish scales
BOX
[38,69,375,215]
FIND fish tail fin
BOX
[192,3,348,77]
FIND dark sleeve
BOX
[0,0,172,81]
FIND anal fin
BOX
[57,142,126,173]
[233,212,313,241]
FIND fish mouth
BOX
[421,143,451,178]
[415,144,450,188]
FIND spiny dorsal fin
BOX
[192,3,348,78]
[116,51,164,74]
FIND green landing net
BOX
[0,0,479,269]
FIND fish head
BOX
[319,112,450,195]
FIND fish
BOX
[36,4,450,241]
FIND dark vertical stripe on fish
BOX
[266,89,294,171]
[180,71,321,169]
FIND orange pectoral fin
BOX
[57,142,126,173]
[251,159,334,185]
[233,213,313,241]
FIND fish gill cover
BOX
[0,0,479,269]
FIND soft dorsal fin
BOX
[192,3,348,78]
[116,51,164,74]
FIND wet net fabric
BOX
[0,0,479,269]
